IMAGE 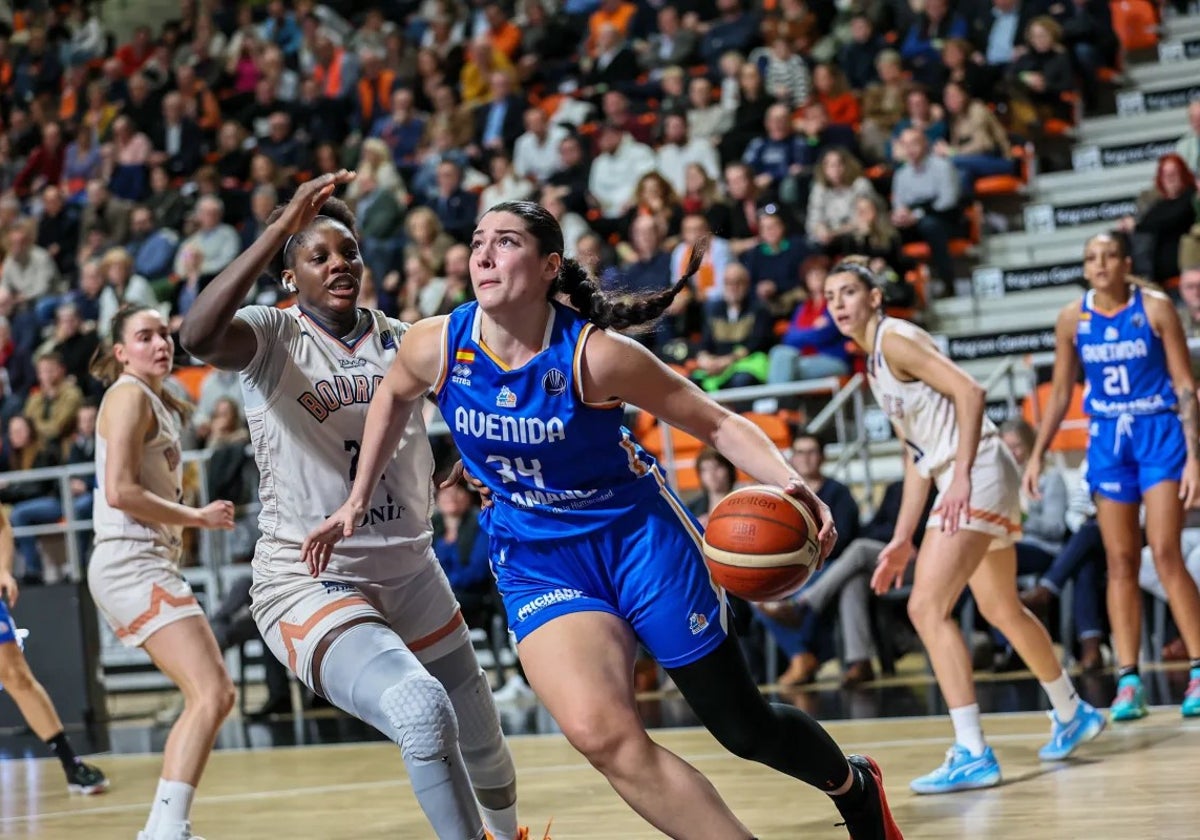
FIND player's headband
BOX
[282,215,334,266]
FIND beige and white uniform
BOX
[237,306,466,690]
[88,375,204,647]
[869,317,1022,548]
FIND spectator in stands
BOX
[81,178,131,244]
[193,369,244,444]
[1050,0,1117,110]
[887,86,946,165]
[1175,101,1200,175]
[686,75,731,149]
[620,172,683,242]
[609,215,672,295]
[937,81,1015,189]
[150,91,204,179]
[516,0,575,84]
[432,477,494,631]
[700,0,761,74]
[63,3,106,66]
[413,122,473,200]
[719,61,774,167]
[859,49,909,163]
[656,113,721,198]
[0,414,60,583]
[347,138,408,208]
[403,206,455,275]
[115,24,154,76]
[36,186,79,280]
[64,259,103,326]
[756,435,860,686]
[838,14,884,92]
[542,189,593,260]
[428,159,478,243]
[691,262,773,393]
[811,64,861,129]
[901,0,968,88]
[970,0,1040,82]
[742,104,808,207]
[588,124,657,221]
[479,152,533,216]
[579,23,640,101]
[371,88,425,177]
[723,161,766,253]
[144,165,187,233]
[0,310,35,412]
[98,248,156,338]
[687,448,738,528]
[471,70,526,159]
[460,36,515,108]
[806,149,878,247]
[350,172,402,283]
[108,114,153,201]
[23,352,82,452]
[891,127,961,289]
[1006,16,1077,137]
[13,27,62,105]
[127,205,180,283]
[400,254,444,322]
[749,34,810,108]
[673,212,733,302]
[1118,153,1197,284]
[174,196,240,280]
[512,107,568,186]
[2,220,58,315]
[168,243,209,333]
[636,6,697,78]
[827,195,912,301]
[61,123,101,202]
[13,120,63,199]
[936,37,991,102]
[257,111,307,182]
[259,0,303,61]
[681,163,733,236]
[742,204,810,316]
[768,254,852,383]
[37,303,98,395]
[1176,266,1200,340]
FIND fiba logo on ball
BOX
[542,368,567,396]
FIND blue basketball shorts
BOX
[490,488,728,668]
[1087,412,1187,504]
[0,599,16,646]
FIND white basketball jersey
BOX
[236,306,434,566]
[92,375,185,554]
[868,318,996,478]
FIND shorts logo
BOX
[496,386,517,409]
[320,581,357,595]
[1099,482,1122,493]
[542,368,567,396]
[516,588,583,622]
[452,363,472,387]
[689,612,709,635]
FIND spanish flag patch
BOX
[455,349,476,362]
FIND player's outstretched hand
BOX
[872,537,916,595]
[196,500,235,530]
[1181,458,1200,509]
[0,570,18,607]
[276,170,356,236]
[1021,460,1042,502]
[783,476,837,564]
[301,499,365,578]
[441,460,492,509]
[934,473,970,534]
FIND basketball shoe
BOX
[1038,700,1106,760]
[1182,667,1200,718]
[485,819,553,839]
[1110,674,1148,722]
[909,745,1001,794]
[65,761,109,795]
[137,825,204,840]
[834,754,904,839]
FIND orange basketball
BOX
[703,486,821,602]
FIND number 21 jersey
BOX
[1076,286,1176,418]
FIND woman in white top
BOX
[87,303,236,840]
[824,259,1106,794]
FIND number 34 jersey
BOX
[1076,286,1177,418]
[236,305,435,557]
[434,301,661,543]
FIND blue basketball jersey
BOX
[434,301,661,541]
[1076,286,1176,418]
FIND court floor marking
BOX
[3,720,1197,826]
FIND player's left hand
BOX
[301,498,365,578]
[441,460,492,509]
[934,472,971,534]
[0,571,17,607]
[783,477,836,564]
[1181,457,1200,509]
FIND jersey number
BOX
[487,454,546,489]
[344,439,361,481]
[1102,365,1131,396]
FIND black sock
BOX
[1118,665,1139,680]
[46,732,80,773]
[831,765,869,813]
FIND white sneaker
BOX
[492,675,536,705]
[136,824,206,840]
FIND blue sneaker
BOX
[910,745,1001,794]
[1183,668,1200,718]
[1038,701,1106,760]
[1110,674,1148,722]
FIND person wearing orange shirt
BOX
[586,0,637,57]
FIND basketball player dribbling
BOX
[88,303,237,840]
[825,259,1106,794]
[180,171,531,840]
[306,201,903,840]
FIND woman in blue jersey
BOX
[1023,231,1200,720]
[306,202,903,840]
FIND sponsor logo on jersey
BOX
[380,330,396,350]
[164,444,181,471]
[509,487,601,508]
[325,494,408,528]
[298,374,385,422]
[1077,320,1090,334]
[320,581,357,595]
[454,407,566,443]
[456,349,476,363]
[451,363,472,387]
[1080,338,1149,364]
[1104,326,1120,341]
[338,357,368,369]
[496,386,517,408]
[516,588,584,622]
[542,368,567,396]
[689,612,709,635]
[1131,312,1146,329]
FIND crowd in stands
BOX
[2,0,1200,687]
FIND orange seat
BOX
[902,239,972,261]
[1023,382,1090,453]
[974,174,1023,197]
[174,365,213,403]
[1110,0,1159,52]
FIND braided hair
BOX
[485,200,707,332]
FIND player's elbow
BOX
[104,482,133,511]
[177,320,211,358]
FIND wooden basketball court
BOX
[3,709,1197,839]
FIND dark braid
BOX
[483,200,707,332]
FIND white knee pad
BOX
[380,673,459,762]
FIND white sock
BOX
[1040,671,1081,722]
[480,802,519,840]
[949,704,987,756]
[151,779,195,839]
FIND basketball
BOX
[702,486,822,602]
